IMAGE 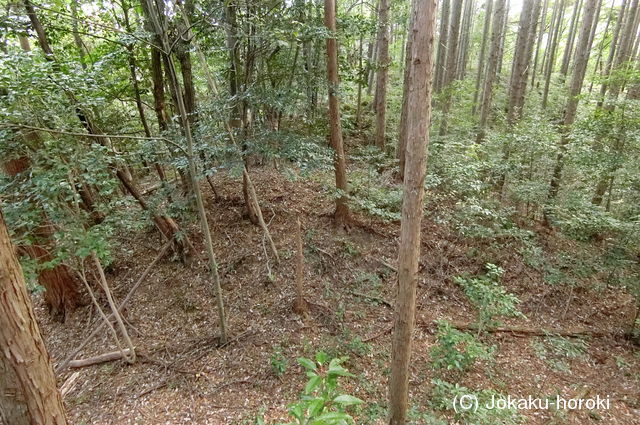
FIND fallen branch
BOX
[363,324,393,342]
[68,349,134,368]
[349,290,393,308]
[377,258,398,273]
[426,321,626,338]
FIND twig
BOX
[348,290,393,308]
[218,329,254,349]
[363,325,393,342]
[137,379,168,398]
[377,258,398,273]
[211,378,255,394]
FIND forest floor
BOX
[35,163,639,425]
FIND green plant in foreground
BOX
[430,320,495,372]
[259,352,363,425]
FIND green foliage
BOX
[550,201,626,242]
[349,168,402,222]
[270,346,289,377]
[455,264,524,330]
[532,335,588,373]
[430,320,495,372]
[260,352,363,425]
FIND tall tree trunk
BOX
[151,48,168,131]
[477,0,508,142]
[225,1,242,128]
[122,0,152,139]
[367,0,381,97]
[547,0,599,201]
[0,209,68,425]
[530,0,549,89]
[473,0,493,114]
[374,0,390,150]
[597,0,627,105]
[122,21,167,184]
[143,0,228,343]
[439,0,464,135]
[457,0,475,79]
[388,0,437,423]
[589,0,613,94]
[542,0,567,107]
[605,0,639,101]
[496,0,510,76]
[397,16,414,179]
[507,0,541,124]
[559,0,584,78]
[434,0,451,93]
[498,0,541,195]
[324,0,351,227]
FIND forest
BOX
[0,0,639,423]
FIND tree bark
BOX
[388,0,437,423]
[324,0,351,227]
[374,0,390,149]
[547,0,599,201]
[457,0,475,79]
[507,0,541,124]
[542,0,566,108]
[476,0,508,142]
[559,0,584,78]
[472,0,493,114]
[397,13,415,179]
[0,209,68,425]
[439,0,464,135]
[530,0,549,89]
[434,0,451,93]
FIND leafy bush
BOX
[430,320,495,372]
[270,346,289,377]
[349,169,402,222]
[551,201,625,241]
[455,264,524,330]
[531,335,588,373]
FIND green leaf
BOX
[310,411,352,424]
[298,357,317,371]
[308,397,325,417]
[304,375,322,394]
[332,394,363,406]
[315,351,328,365]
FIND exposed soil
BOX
[35,167,639,425]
